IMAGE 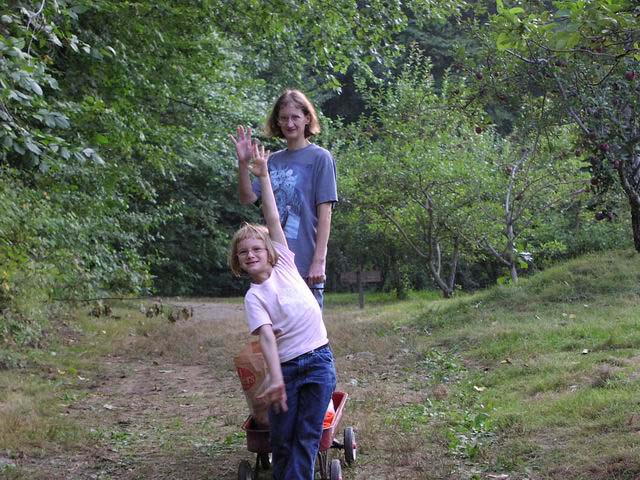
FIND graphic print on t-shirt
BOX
[270,166,303,240]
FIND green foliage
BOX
[336,48,590,291]
[337,50,494,296]
[487,0,640,249]
[211,0,469,92]
[391,348,495,460]
[2,0,479,321]
[0,3,102,170]
[468,123,591,281]
[0,0,633,325]
[0,171,58,346]
[494,0,639,57]
[446,399,494,460]
[147,156,256,296]
[527,200,633,267]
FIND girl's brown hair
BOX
[228,223,279,277]
[265,89,321,139]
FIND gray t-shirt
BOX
[252,143,338,277]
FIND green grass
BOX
[395,249,640,478]
[0,302,156,456]
[325,288,441,307]
[2,249,639,479]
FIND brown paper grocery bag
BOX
[233,341,270,428]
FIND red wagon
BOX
[238,391,357,480]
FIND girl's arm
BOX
[250,143,287,246]
[255,325,288,413]
[307,202,332,285]
[229,126,259,205]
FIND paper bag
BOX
[233,341,271,428]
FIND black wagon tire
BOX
[238,460,254,480]
[330,459,342,480]
[344,426,357,465]
[257,452,272,470]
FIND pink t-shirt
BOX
[244,241,328,363]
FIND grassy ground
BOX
[1,249,639,479]
[373,248,640,479]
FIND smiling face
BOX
[228,223,279,280]
[265,89,321,142]
[237,237,272,283]
[277,103,310,147]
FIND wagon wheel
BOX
[330,459,343,480]
[344,426,357,465]
[257,452,272,470]
[238,460,254,480]
[317,450,330,480]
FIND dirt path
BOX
[13,299,456,480]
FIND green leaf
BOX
[25,140,42,155]
[92,153,105,165]
[69,35,79,52]
[54,115,70,129]
[12,142,25,155]
[49,33,63,47]
[496,32,512,51]
[95,134,109,145]
[44,115,56,127]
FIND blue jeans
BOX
[307,281,324,310]
[269,344,336,480]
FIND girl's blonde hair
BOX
[265,89,321,139]
[228,223,279,277]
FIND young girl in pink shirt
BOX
[228,141,336,479]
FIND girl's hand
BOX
[257,382,288,414]
[228,126,253,167]
[307,259,326,285]
[250,142,270,178]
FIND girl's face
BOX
[277,103,309,144]
[237,237,272,283]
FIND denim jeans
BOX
[269,344,336,480]
[307,281,324,310]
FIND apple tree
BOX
[467,123,590,283]
[488,0,640,250]
[337,53,495,297]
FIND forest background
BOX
[2,0,639,350]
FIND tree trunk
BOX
[389,249,407,300]
[428,239,458,298]
[619,152,640,252]
[510,262,518,283]
[631,199,640,252]
[506,221,519,283]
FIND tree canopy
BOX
[0,0,635,331]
